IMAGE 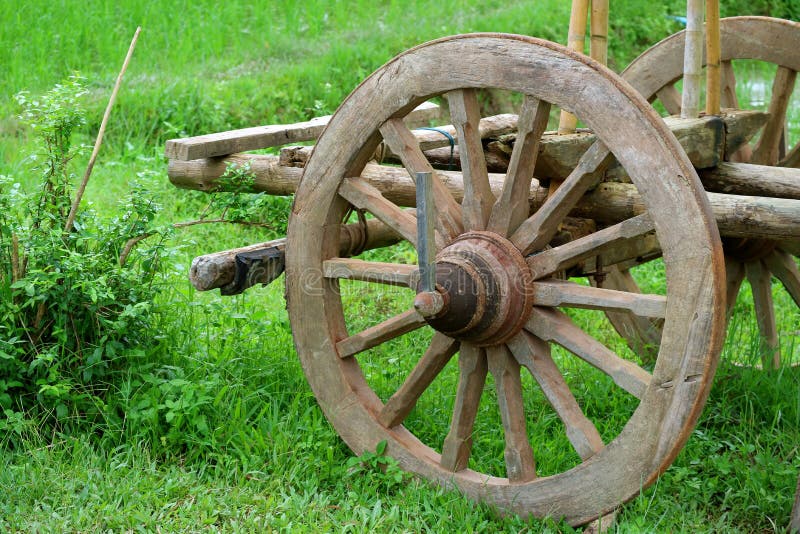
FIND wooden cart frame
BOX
[165,3,800,528]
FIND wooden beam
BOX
[189,213,404,293]
[172,151,800,241]
[164,101,441,161]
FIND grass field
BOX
[2,1,800,531]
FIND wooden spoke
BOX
[486,345,537,481]
[323,258,417,288]
[744,260,780,369]
[511,140,614,255]
[779,142,800,168]
[764,250,800,308]
[339,177,418,247]
[720,60,739,109]
[441,343,488,472]
[526,214,656,280]
[336,309,427,358]
[656,84,681,115]
[525,307,651,398]
[507,331,603,460]
[379,333,460,428]
[487,95,552,236]
[532,279,666,318]
[724,258,745,320]
[752,66,797,166]
[447,89,495,231]
[780,241,800,257]
[379,118,464,240]
[595,266,663,365]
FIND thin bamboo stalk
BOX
[705,0,721,115]
[682,0,704,119]
[63,27,141,235]
[590,0,609,66]
[558,0,590,134]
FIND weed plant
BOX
[0,77,170,435]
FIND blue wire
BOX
[416,127,456,170]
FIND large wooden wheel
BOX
[286,34,725,525]
[622,16,800,369]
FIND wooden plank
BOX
[486,345,537,482]
[487,96,551,235]
[441,343,487,472]
[525,307,651,399]
[511,141,612,255]
[169,110,765,193]
[336,309,427,358]
[507,331,603,460]
[164,101,441,160]
[378,333,460,428]
[531,279,667,318]
[338,177,419,247]
[323,258,417,287]
[448,89,495,231]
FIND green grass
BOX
[2,0,800,531]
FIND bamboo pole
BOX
[64,27,141,235]
[590,0,609,66]
[558,0,590,134]
[705,0,721,115]
[682,0,704,119]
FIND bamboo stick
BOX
[705,0,721,115]
[681,0,704,119]
[64,27,141,235]
[590,0,609,67]
[558,0,590,134]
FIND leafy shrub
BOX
[0,76,169,432]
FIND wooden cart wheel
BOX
[621,16,800,369]
[286,34,725,525]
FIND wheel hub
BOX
[417,231,534,346]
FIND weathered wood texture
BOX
[705,0,721,115]
[170,151,800,240]
[190,215,402,292]
[623,17,800,106]
[681,0,704,119]
[285,35,724,526]
[169,109,766,187]
[276,109,764,179]
[165,101,441,161]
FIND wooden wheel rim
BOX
[623,16,800,369]
[623,16,800,99]
[286,34,725,525]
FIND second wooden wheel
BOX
[286,34,725,525]
[622,16,800,368]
